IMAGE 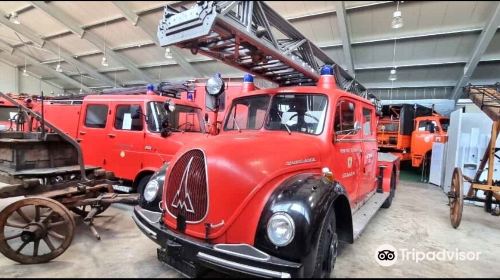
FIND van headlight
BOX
[267,212,295,247]
[144,180,160,202]
[142,163,168,203]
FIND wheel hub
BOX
[21,223,46,242]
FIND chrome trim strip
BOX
[136,207,162,224]
[197,252,291,278]
[213,243,271,262]
[132,214,157,240]
[165,148,210,224]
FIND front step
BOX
[352,192,389,240]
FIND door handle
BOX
[79,131,86,135]
[107,134,116,138]
[76,138,82,142]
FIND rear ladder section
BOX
[157,1,369,98]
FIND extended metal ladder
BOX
[157,1,370,99]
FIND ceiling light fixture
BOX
[101,56,108,67]
[391,1,403,29]
[22,56,28,76]
[56,44,63,72]
[101,20,109,67]
[9,12,20,25]
[388,68,397,81]
[164,47,173,59]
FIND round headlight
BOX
[205,73,224,96]
[267,212,295,247]
[143,179,160,202]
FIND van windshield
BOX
[147,102,203,133]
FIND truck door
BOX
[361,107,378,197]
[411,118,438,167]
[332,98,362,207]
[105,102,145,181]
[77,103,111,167]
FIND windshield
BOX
[223,93,328,135]
[147,102,203,133]
[440,118,449,132]
[266,93,327,135]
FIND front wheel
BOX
[312,207,338,278]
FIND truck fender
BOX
[133,168,157,189]
[377,153,400,193]
[254,173,353,274]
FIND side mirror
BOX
[204,113,209,122]
[353,121,362,132]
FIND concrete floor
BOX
[1,180,499,278]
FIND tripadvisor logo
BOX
[375,244,481,266]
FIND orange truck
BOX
[377,104,449,168]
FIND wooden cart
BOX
[0,92,138,264]
[449,84,500,228]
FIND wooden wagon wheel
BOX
[0,197,75,264]
[449,167,464,229]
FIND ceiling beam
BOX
[111,1,204,78]
[334,1,355,76]
[0,40,91,91]
[450,2,500,101]
[0,9,117,87]
[30,1,154,83]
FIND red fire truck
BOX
[132,2,400,278]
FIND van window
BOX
[334,100,356,134]
[85,104,108,128]
[114,104,143,131]
[362,108,373,136]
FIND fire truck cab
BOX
[133,68,400,277]
[410,115,449,167]
[39,91,207,194]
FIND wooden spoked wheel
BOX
[0,197,75,264]
[449,167,464,229]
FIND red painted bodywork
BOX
[160,75,399,244]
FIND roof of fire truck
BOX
[79,93,201,109]
[241,66,375,106]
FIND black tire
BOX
[312,207,338,278]
[484,191,493,213]
[381,169,397,209]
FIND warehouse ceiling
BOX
[0,1,498,100]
